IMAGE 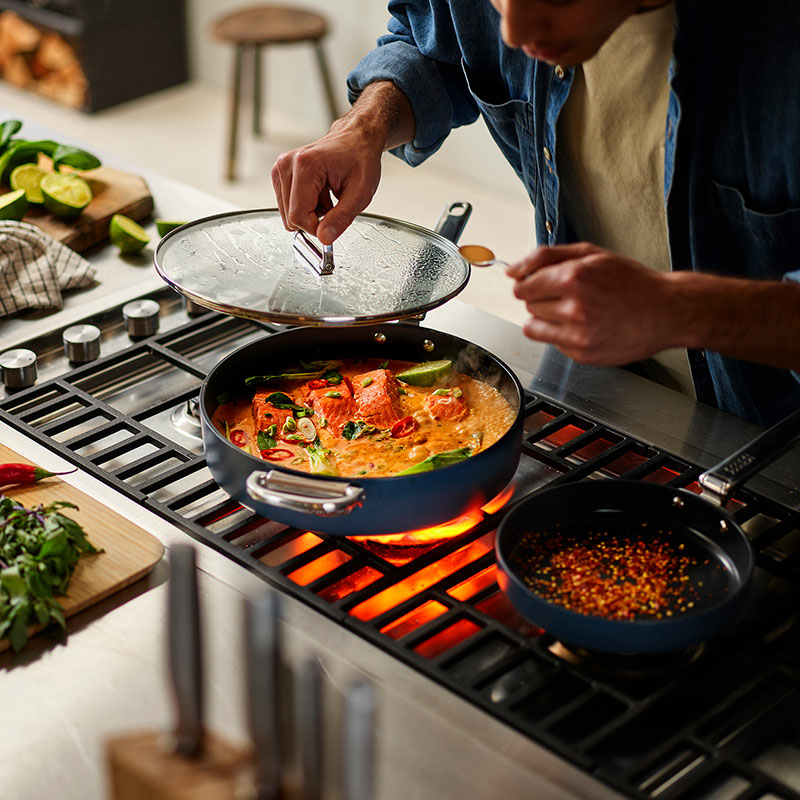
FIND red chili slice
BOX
[391,415,417,438]
[230,430,247,447]
[343,375,354,394]
[260,447,294,461]
[308,378,329,389]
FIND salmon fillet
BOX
[302,381,357,437]
[253,390,295,434]
[352,369,403,428]
[426,393,468,422]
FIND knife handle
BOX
[343,679,376,800]
[297,657,323,800]
[245,591,283,800]
[167,544,203,758]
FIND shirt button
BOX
[555,65,565,79]
[543,146,552,161]
[545,220,553,234]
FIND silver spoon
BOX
[458,244,509,268]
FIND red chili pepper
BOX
[390,415,417,438]
[0,462,77,487]
[307,378,329,389]
[230,430,247,447]
[343,376,354,395]
[260,447,294,461]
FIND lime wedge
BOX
[40,173,92,219]
[155,219,188,237]
[109,214,150,252]
[396,359,453,386]
[10,163,47,205]
[0,189,29,220]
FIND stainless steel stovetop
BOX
[3,280,800,800]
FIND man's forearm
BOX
[667,271,800,370]
[331,80,416,153]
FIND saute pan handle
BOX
[699,408,800,506]
[246,469,364,516]
[435,202,473,243]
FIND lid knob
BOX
[0,348,37,389]
[63,324,101,363]
[123,299,160,338]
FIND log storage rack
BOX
[0,0,188,111]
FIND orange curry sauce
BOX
[211,358,515,478]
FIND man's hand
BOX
[506,242,683,365]
[271,125,382,245]
[271,81,415,245]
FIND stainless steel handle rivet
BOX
[0,348,37,389]
[672,496,685,509]
[423,339,435,352]
[62,324,101,363]
[123,299,160,338]
[373,332,387,344]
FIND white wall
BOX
[188,0,526,199]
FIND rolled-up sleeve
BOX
[347,0,479,166]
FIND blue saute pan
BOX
[496,409,800,654]
[201,322,524,536]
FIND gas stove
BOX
[3,285,800,800]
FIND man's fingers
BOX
[506,241,597,279]
[316,191,372,245]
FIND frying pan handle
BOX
[699,408,800,505]
[435,202,473,243]
[246,469,364,516]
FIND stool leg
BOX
[226,43,245,181]
[253,45,263,136]
[313,41,340,123]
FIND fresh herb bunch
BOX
[0,495,101,652]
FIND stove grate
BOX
[3,293,800,800]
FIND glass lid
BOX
[154,208,471,325]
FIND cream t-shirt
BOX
[556,2,695,397]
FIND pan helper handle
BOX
[247,469,364,516]
[699,408,800,506]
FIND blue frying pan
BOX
[496,409,800,654]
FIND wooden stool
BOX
[211,4,340,181]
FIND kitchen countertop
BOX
[1,147,799,800]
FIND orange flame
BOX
[349,484,516,547]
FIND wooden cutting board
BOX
[18,164,154,253]
[0,443,165,653]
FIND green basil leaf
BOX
[0,120,22,151]
[52,144,101,171]
[395,447,473,476]
[257,430,276,450]
[264,392,308,413]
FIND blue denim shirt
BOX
[347,0,800,427]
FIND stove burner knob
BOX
[62,324,101,363]
[0,348,37,389]
[182,296,207,316]
[123,299,160,338]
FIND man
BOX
[272,0,800,427]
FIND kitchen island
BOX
[2,147,800,800]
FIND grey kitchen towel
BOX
[0,221,96,317]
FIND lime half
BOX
[0,189,29,220]
[40,173,92,219]
[396,359,453,386]
[155,219,188,237]
[10,163,47,205]
[109,214,150,252]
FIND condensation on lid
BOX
[154,209,470,326]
